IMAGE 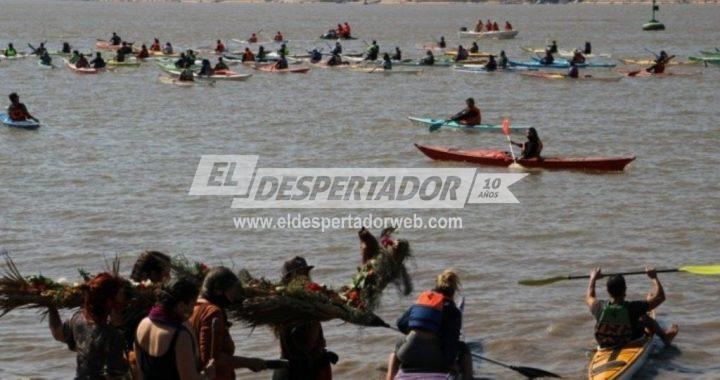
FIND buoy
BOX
[643,0,665,31]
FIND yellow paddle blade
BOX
[679,265,720,275]
[518,276,567,286]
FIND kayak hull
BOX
[520,71,623,81]
[415,144,635,171]
[253,65,310,74]
[588,312,658,380]
[458,30,518,39]
[64,59,100,74]
[1,113,40,130]
[408,116,529,134]
[352,67,423,74]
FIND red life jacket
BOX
[407,291,446,333]
[8,104,28,121]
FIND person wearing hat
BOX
[273,257,338,380]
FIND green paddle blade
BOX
[518,276,567,286]
[679,264,720,275]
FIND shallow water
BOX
[1,0,719,379]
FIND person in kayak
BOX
[386,269,473,380]
[273,257,339,380]
[570,49,586,65]
[331,42,342,56]
[114,49,127,63]
[277,43,290,58]
[214,57,229,71]
[91,52,106,69]
[469,41,479,54]
[257,46,267,62]
[136,44,150,59]
[586,267,679,348]
[117,42,133,56]
[438,36,446,49]
[382,53,392,70]
[484,55,497,72]
[174,53,188,68]
[274,53,289,70]
[392,47,402,61]
[449,98,481,126]
[310,49,323,64]
[499,50,509,69]
[7,93,39,122]
[274,31,284,42]
[511,127,543,159]
[40,51,53,66]
[485,19,493,31]
[62,42,72,54]
[326,52,347,66]
[548,40,558,54]
[150,38,161,52]
[186,49,198,62]
[420,50,435,66]
[583,41,592,55]
[342,22,352,38]
[336,23,344,37]
[248,33,259,43]
[647,50,673,74]
[69,50,81,64]
[474,20,484,32]
[33,42,47,56]
[198,59,213,77]
[567,62,579,78]
[505,21,513,31]
[110,32,122,46]
[75,53,90,68]
[215,40,226,54]
[179,68,194,82]
[242,47,255,62]
[4,43,17,57]
[364,40,379,61]
[540,49,555,65]
[492,21,500,31]
[454,45,469,62]
[163,42,174,55]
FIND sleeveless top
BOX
[136,324,194,380]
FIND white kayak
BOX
[1,113,40,130]
[458,30,519,40]
[351,67,422,75]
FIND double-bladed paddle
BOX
[519,264,720,286]
[470,352,562,379]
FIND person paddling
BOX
[475,19,484,32]
[326,52,347,66]
[570,49,586,65]
[198,59,213,77]
[62,42,72,54]
[364,40,379,61]
[449,97,481,126]
[136,44,150,59]
[511,127,543,159]
[647,50,673,74]
[34,42,47,56]
[115,49,127,63]
[110,32,122,46]
[7,93,39,122]
[163,42,174,55]
[242,47,255,62]
[583,41,592,55]
[150,38,161,52]
[505,21,513,31]
[309,49,322,64]
[586,267,679,348]
[40,51,53,66]
[454,45,469,62]
[75,53,90,68]
[392,47,402,61]
[499,50,508,69]
[331,41,342,56]
[257,46,267,62]
[174,53,188,68]
[91,52,106,69]
[469,41,479,54]
[69,50,81,64]
[215,40,226,54]
[492,21,500,31]
[178,68,194,82]
[4,43,17,57]
[382,53,392,70]
[540,49,554,65]
[438,36,446,49]
[342,22,352,38]
[420,50,435,66]
[567,61,579,78]
[274,52,289,70]
[117,42,133,56]
[248,33,258,43]
[274,31,284,42]
[214,57,229,71]
[548,40,558,54]
[484,55,497,72]
[277,43,290,58]
[385,269,473,380]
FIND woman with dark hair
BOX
[189,267,267,379]
[511,127,543,159]
[48,272,130,380]
[135,278,215,380]
[131,251,172,284]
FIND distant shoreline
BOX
[91,0,720,4]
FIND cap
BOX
[282,256,314,278]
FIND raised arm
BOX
[645,267,666,310]
[586,267,601,308]
[48,306,65,342]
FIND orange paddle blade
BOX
[502,118,511,136]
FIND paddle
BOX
[470,353,561,379]
[518,264,720,286]
[428,119,446,132]
[502,119,524,169]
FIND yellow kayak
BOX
[618,58,692,66]
[444,50,492,58]
[588,312,658,380]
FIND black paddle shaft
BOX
[567,268,679,280]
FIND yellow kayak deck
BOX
[588,311,657,380]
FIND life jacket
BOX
[407,291,446,333]
[242,51,255,61]
[150,42,161,51]
[8,104,27,121]
[215,43,225,53]
[274,34,284,42]
[594,302,634,348]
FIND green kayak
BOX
[408,116,530,134]
[689,56,720,63]
[157,61,198,73]
[108,59,141,67]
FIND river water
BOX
[1,0,719,379]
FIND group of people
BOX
[474,19,513,32]
[325,22,352,39]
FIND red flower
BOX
[306,282,323,292]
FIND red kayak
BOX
[415,144,635,171]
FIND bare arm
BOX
[586,268,601,309]
[176,330,215,380]
[133,342,144,380]
[48,306,65,342]
[645,267,666,310]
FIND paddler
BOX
[179,67,194,82]
[326,52,346,66]
[150,38,161,52]
[567,61,579,78]
[163,42,174,55]
[343,22,352,38]
[40,51,53,66]
[274,31,284,42]
[454,45,469,62]
[174,53,188,68]
[75,53,89,67]
[392,47,402,61]
[548,40,558,54]
[114,49,127,63]
[382,53,392,70]
[364,40,379,61]
[214,57,229,71]
[110,32,122,46]
[91,52,106,69]
[419,50,435,66]
[273,257,339,380]
[248,33,259,43]
[277,43,290,58]
[469,41,479,54]
[570,49,586,65]
[198,59,214,77]
[242,47,255,62]
[438,36,446,49]
[492,21,500,31]
[505,21,513,31]
[310,49,323,64]
[331,42,342,55]
[499,50,508,69]
[136,44,150,59]
[186,49,198,62]
[117,42,133,56]
[62,42,72,54]
[274,52,289,70]
[484,55,497,72]
[69,50,81,64]
[449,97,481,126]
[485,19,493,31]
[385,269,473,380]
[647,50,672,74]
[7,93,39,122]
[583,41,592,55]
[475,19,484,32]
[586,267,679,348]
[4,43,17,57]
[511,127,543,159]
[215,39,226,54]
[540,49,554,65]
[34,42,47,56]
[256,46,267,62]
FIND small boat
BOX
[64,59,100,74]
[107,59,141,67]
[618,58,689,66]
[458,30,519,40]
[408,116,529,133]
[688,55,720,63]
[617,69,701,78]
[319,33,357,41]
[415,144,635,171]
[253,65,310,74]
[520,46,548,55]
[1,113,40,130]
[557,49,612,59]
[395,59,453,67]
[158,75,196,87]
[510,59,616,69]
[588,312,659,380]
[351,67,423,75]
[37,60,56,69]
[443,50,492,58]
[698,49,720,57]
[164,68,252,81]
[453,65,529,73]
[519,71,623,81]
[531,56,616,68]
[95,41,132,51]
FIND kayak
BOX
[408,116,529,134]
[0,53,29,59]
[519,71,623,81]
[699,50,720,57]
[458,30,519,40]
[453,65,529,73]
[510,59,616,69]
[617,69,701,78]
[108,59,141,67]
[64,59,100,74]
[588,312,658,380]
[443,50,492,58]
[520,46,548,55]
[531,56,617,68]
[37,60,55,69]
[253,65,310,74]
[164,68,252,81]
[1,113,40,130]
[415,144,635,171]
[688,55,720,63]
[319,33,357,40]
[618,58,689,66]
[352,67,423,75]
[158,75,195,87]
[157,61,199,73]
[95,41,131,51]
[395,59,453,67]
[558,49,612,59]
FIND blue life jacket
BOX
[407,291,445,333]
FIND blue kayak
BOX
[408,116,529,134]
[1,113,40,130]
[531,56,616,68]
[510,58,616,69]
